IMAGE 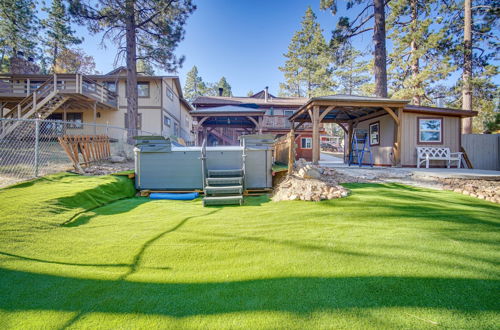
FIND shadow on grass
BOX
[0,268,498,320]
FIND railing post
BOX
[53,73,57,92]
[33,91,37,113]
[17,104,21,118]
[34,118,40,177]
[27,78,30,94]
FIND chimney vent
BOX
[264,86,269,102]
[218,87,223,96]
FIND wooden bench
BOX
[416,147,463,168]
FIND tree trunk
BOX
[462,0,473,134]
[125,0,138,144]
[410,0,421,105]
[373,0,388,98]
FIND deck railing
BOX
[262,115,314,130]
[0,74,118,108]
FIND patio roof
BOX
[290,94,477,123]
[290,95,409,123]
[190,105,265,116]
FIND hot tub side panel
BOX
[136,150,203,190]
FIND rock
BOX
[110,155,126,163]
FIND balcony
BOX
[262,115,313,130]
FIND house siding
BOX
[401,112,460,166]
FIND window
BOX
[369,121,380,146]
[174,122,179,136]
[137,82,150,97]
[166,86,174,100]
[124,113,142,130]
[163,115,171,127]
[105,82,117,93]
[284,110,295,117]
[66,113,83,129]
[418,117,442,143]
[301,137,312,149]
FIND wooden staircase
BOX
[0,76,69,138]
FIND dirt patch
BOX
[81,161,134,176]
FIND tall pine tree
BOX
[387,0,453,105]
[0,0,39,72]
[42,0,82,72]
[183,65,207,101]
[279,7,334,97]
[333,43,371,95]
[321,0,389,97]
[69,0,195,142]
[439,0,498,133]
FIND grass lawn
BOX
[0,173,499,329]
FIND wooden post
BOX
[312,105,320,164]
[288,127,295,175]
[346,122,353,164]
[93,102,97,134]
[393,108,403,167]
[26,79,30,94]
[53,73,57,92]
[258,116,263,134]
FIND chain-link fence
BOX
[0,118,155,188]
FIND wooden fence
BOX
[273,134,290,164]
[58,135,111,172]
[461,134,500,170]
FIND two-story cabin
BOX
[192,88,324,160]
[0,67,194,142]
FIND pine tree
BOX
[333,43,371,95]
[387,0,454,105]
[137,59,155,75]
[69,0,195,143]
[321,0,389,97]
[439,0,499,133]
[0,0,39,72]
[279,7,334,98]
[41,0,82,72]
[215,76,232,96]
[183,65,207,101]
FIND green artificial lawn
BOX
[0,173,499,329]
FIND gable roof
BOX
[250,90,277,99]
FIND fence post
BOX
[34,118,40,177]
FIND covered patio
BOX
[191,105,265,146]
[289,95,408,166]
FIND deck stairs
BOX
[203,169,244,206]
[348,129,373,167]
[0,76,69,138]
[200,138,246,206]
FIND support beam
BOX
[346,122,353,164]
[393,108,403,167]
[294,120,306,131]
[383,106,400,125]
[258,116,263,134]
[319,106,336,121]
[93,102,97,134]
[312,105,320,164]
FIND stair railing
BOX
[200,138,207,189]
[3,76,55,119]
[241,137,246,191]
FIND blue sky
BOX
[58,0,496,97]
[69,0,373,96]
